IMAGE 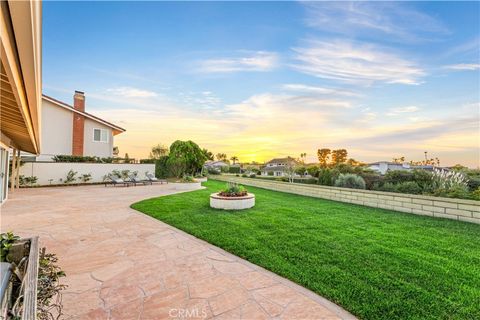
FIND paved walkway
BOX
[1,184,355,320]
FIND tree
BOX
[202,149,214,161]
[300,153,307,164]
[317,149,331,168]
[284,161,297,183]
[149,144,169,159]
[331,149,348,165]
[230,156,239,165]
[346,158,363,166]
[393,156,405,164]
[216,153,227,162]
[167,140,207,177]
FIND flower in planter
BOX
[219,182,248,197]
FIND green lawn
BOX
[131,180,480,320]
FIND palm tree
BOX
[300,153,307,164]
[216,153,227,161]
[230,156,239,165]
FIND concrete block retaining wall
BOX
[213,176,480,224]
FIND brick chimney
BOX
[72,91,85,156]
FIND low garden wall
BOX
[19,162,155,185]
[213,176,480,224]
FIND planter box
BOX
[1,237,39,319]
[173,182,202,190]
[195,177,208,182]
[210,193,255,210]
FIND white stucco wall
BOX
[37,99,73,161]
[83,118,114,158]
[19,162,155,185]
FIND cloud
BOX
[443,63,480,71]
[386,106,420,116]
[106,87,158,98]
[292,40,425,85]
[91,89,478,167]
[303,1,449,42]
[198,51,278,73]
[282,84,359,97]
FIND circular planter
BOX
[173,182,202,190]
[195,177,208,182]
[210,193,255,210]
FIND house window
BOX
[93,128,108,143]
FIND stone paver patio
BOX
[1,183,355,319]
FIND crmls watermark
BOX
[168,308,208,319]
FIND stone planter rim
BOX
[210,192,255,200]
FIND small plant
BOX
[249,174,256,178]
[334,173,366,189]
[1,232,67,319]
[19,175,38,186]
[121,170,131,180]
[179,175,195,183]
[37,248,67,320]
[1,231,20,262]
[395,181,422,194]
[78,173,92,183]
[64,170,78,184]
[219,182,247,197]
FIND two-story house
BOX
[37,91,125,161]
[261,157,299,177]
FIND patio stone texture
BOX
[1,184,356,319]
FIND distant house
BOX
[204,160,229,172]
[368,161,448,175]
[261,157,299,177]
[368,161,411,175]
[37,91,125,161]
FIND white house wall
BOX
[37,99,73,161]
[83,118,113,158]
[19,162,155,185]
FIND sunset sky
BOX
[42,1,479,167]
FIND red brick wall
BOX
[72,91,85,156]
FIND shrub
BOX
[249,174,256,178]
[207,167,220,175]
[139,159,155,164]
[228,166,241,174]
[307,165,319,177]
[358,171,383,190]
[267,171,274,176]
[384,170,413,184]
[472,187,480,200]
[180,175,195,182]
[155,155,170,178]
[318,169,334,186]
[63,170,78,184]
[293,178,317,185]
[411,169,433,193]
[241,173,248,177]
[466,176,480,192]
[19,175,38,186]
[220,166,229,173]
[374,182,397,193]
[79,173,92,183]
[334,174,366,189]
[433,186,471,199]
[395,181,422,194]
